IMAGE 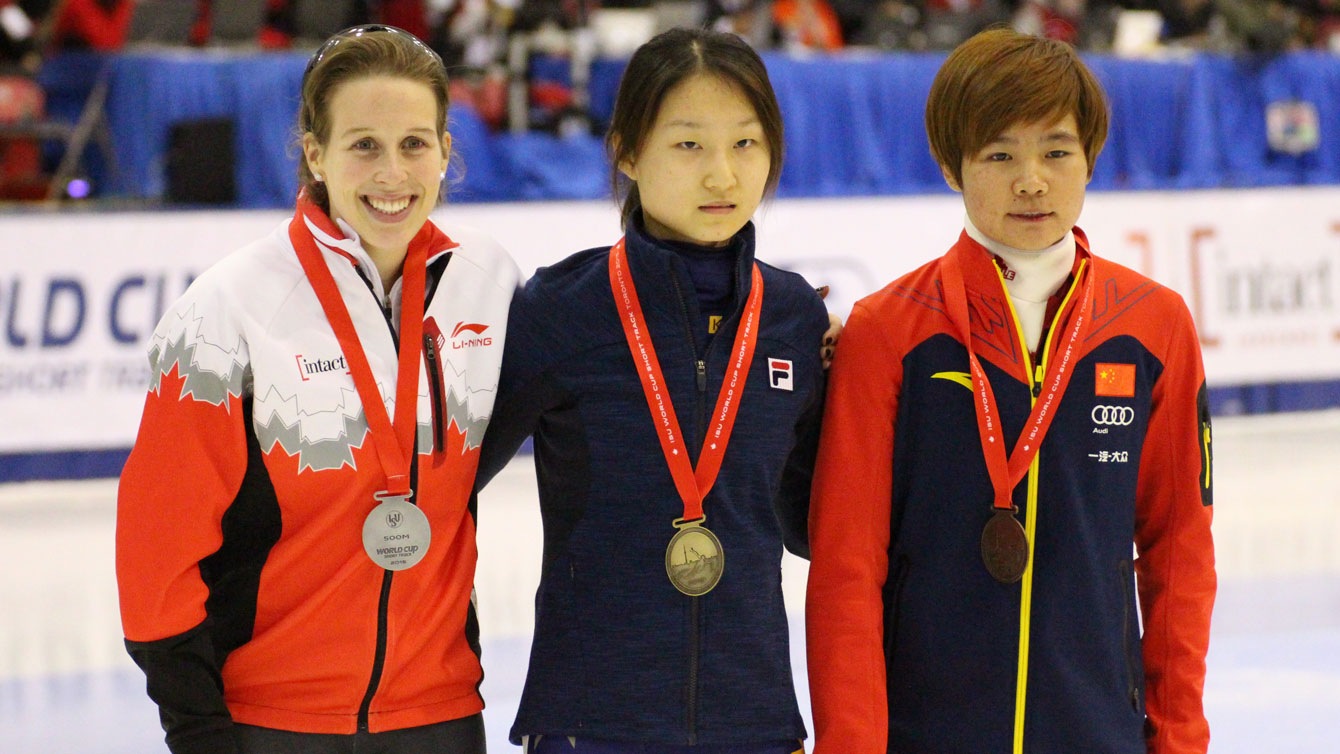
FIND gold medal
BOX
[665,519,724,596]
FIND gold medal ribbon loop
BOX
[289,196,427,498]
[608,238,764,522]
[939,239,1095,514]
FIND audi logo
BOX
[1092,405,1135,426]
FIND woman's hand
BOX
[817,286,843,370]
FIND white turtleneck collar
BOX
[302,214,403,322]
[964,214,1077,353]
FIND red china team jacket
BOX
[116,201,518,753]
[807,229,1216,754]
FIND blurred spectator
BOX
[431,0,516,68]
[852,1,926,49]
[53,0,135,50]
[0,0,40,69]
[378,0,431,38]
[430,0,516,128]
[1302,0,1340,49]
[922,0,1010,49]
[773,0,844,50]
[1013,0,1087,43]
[827,0,871,40]
[1213,0,1302,51]
[1157,0,1303,51]
[706,0,775,50]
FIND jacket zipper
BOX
[668,271,705,744]
[669,254,748,744]
[999,262,1087,754]
[423,333,447,457]
[348,258,439,732]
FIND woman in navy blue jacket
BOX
[476,27,828,754]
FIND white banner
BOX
[2,186,1338,454]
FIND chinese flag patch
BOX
[1095,363,1136,397]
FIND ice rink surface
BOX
[2,411,1338,753]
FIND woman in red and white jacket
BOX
[116,26,517,754]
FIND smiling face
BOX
[947,112,1089,251]
[618,73,771,247]
[303,75,449,261]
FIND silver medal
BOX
[362,493,431,571]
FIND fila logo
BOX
[295,354,349,381]
[450,321,493,349]
[1092,405,1135,426]
[769,358,793,391]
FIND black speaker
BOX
[166,118,236,205]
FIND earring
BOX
[313,173,324,182]
[439,171,446,180]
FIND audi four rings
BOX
[1091,405,1135,426]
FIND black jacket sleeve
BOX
[125,622,239,754]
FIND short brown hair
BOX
[298,26,449,212]
[925,28,1109,188]
[606,28,784,229]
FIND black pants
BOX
[234,714,486,754]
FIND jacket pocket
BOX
[1118,558,1143,713]
[883,554,910,661]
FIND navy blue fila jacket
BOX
[476,218,828,746]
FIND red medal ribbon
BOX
[608,238,763,522]
[288,199,426,497]
[940,240,1094,511]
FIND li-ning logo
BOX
[450,321,493,349]
[295,354,349,381]
[1092,405,1135,426]
[769,358,793,391]
[386,510,403,528]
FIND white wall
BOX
[3,186,1339,454]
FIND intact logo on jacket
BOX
[295,354,349,381]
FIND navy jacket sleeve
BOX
[770,282,830,560]
[774,370,825,559]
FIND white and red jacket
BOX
[116,201,519,753]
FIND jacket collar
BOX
[621,214,759,316]
[946,225,1093,379]
[950,224,1091,299]
[293,193,459,300]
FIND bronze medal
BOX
[981,509,1029,584]
[665,521,724,596]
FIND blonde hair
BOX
[297,26,449,211]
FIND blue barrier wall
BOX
[36,49,1340,207]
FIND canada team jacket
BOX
[116,203,519,753]
[807,229,1216,754]
[476,220,829,746]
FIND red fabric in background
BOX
[54,0,136,51]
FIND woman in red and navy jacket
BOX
[807,30,1216,754]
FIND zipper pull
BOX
[696,360,707,392]
[423,333,446,455]
[1032,364,1044,397]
